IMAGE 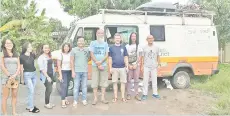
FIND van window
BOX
[73,27,83,47]
[105,26,138,46]
[84,27,99,46]
[150,25,165,41]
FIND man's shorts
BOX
[111,68,127,83]
[91,66,108,88]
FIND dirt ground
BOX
[4,80,215,115]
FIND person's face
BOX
[131,33,137,43]
[43,45,50,54]
[114,35,121,44]
[4,39,13,50]
[96,29,104,42]
[147,36,154,44]
[27,44,33,53]
[63,44,70,53]
[77,38,85,47]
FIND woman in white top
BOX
[125,32,142,101]
[57,43,72,108]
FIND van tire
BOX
[171,70,190,89]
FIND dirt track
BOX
[6,80,214,115]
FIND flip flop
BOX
[112,98,118,103]
[92,100,97,105]
[121,98,127,102]
[65,100,70,105]
[61,104,67,108]
[101,100,109,104]
[29,107,40,113]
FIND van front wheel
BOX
[171,71,190,89]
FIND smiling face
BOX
[147,35,154,44]
[114,34,121,44]
[43,44,50,54]
[63,44,70,53]
[96,29,104,42]
[26,43,33,53]
[131,33,137,43]
[77,37,85,47]
[4,39,14,50]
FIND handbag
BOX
[128,45,138,64]
[6,78,19,89]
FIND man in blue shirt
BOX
[89,29,109,105]
[109,33,129,103]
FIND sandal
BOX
[121,98,127,102]
[65,100,70,105]
[29,107,40,113]
[112,98,118,103]
[101,100,109,104]
[61,104,67,108]
[92,100,97,105]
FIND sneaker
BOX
[135,95,141,101]
[82,100,88,106]
[141,95,148,100]
[49,103,55,107]
[73,101,78,107]
[127,94,131,100]
[44,104,53,109]
[152,94,160,99]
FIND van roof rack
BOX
[99,9,215,25]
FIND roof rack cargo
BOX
[99,9,215,25]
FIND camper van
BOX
[52,8,219,95]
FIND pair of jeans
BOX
[142,67,158,95]
[44,78,53,104]
[74,72,88,102]
[127,66,140,96]
[24,71,37,109]
[60,70,71,100]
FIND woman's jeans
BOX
[74,72,88,102]
[61,70,71,100]
[24,71,37,109]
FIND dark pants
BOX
[61,70,71,100]
[44,78,53,104]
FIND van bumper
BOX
[211,69,219,75]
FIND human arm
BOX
[37,56,52,82]
[1,57,10,77]
[57,54,63,81]
[70,50,76,78]
[124,47,129,70]
[108,47,113,73]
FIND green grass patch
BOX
[191,64,230,115]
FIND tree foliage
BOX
[59,0,151,18]
[1,0,58,54]
[192,0,230,48]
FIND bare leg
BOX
[112,83,118,102]
[12,87,19,115]
[2,85,9,115]
[121,83,126,101]
[93,88,98,103]
[101,87,106,101]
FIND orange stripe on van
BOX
[160,56,219,63]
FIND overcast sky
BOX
[34,0,190,27]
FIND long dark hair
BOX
[40,44,51,58]
[21,42,32,55]
[1,38,18,57]
[62,43,72,53]
[128,32,139,51]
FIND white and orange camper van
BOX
[52,8,219,95]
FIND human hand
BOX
[128,65,133,70]
[72,72,76,78]
[47,77,52,83]
[95,61,102,66]
[58,76,63,82]
[133,64,137,70]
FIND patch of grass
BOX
[191,64,230,115]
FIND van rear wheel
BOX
[171,70,190,89]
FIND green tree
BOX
[192,0,230,49]
[59,0,151,18]
[1,0,57,54]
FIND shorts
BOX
[91,66,108,88]
[111,68,127,83]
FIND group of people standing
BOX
[1,28,160,115]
